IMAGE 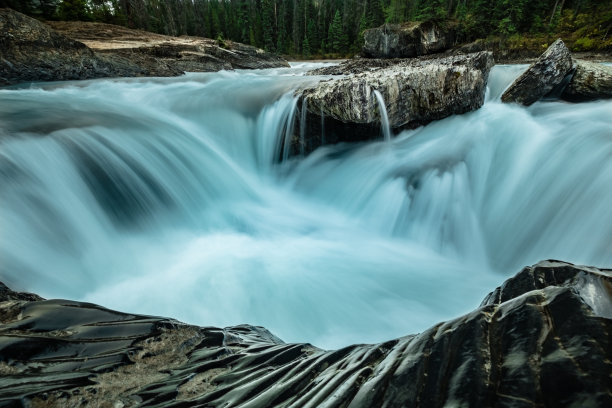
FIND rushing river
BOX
[1,63,611,349]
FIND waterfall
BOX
[1,64,611,349]
[373,89,392,142]
[300,98,308,156]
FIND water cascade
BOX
[373,89,392,142]
[1,64,611,349]
[300,98,308,155]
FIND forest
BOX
[3,0,611,57]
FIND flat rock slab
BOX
[47,21,290,72]
[1,260,611,407]
[501,38,573,105]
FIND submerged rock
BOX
[561,59,612,101]
[2,260,609,407]
[294,52,494,155]
[362,21,456,58]
[501,38,573,105]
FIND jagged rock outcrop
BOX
[2,260,609,407]
[561,59,612,101]
[294,52,494,156]
[0,9,289,86]
[501,39,574,105]
[0,8,149,86]
[362,21,456,58]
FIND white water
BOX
[373,89,392,142]
[1,64,612,349]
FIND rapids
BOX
[1,63,611,348]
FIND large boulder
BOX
[0,8,149,86]
[561,59,612,101]
[363,21,456,58]
[1,260,611,407]
[501,38,573,105]
[294,52,494,156]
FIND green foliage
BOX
[9,0,612,58]
[216,33,228,49]
[57,0,89,21]
[573,36,595,51]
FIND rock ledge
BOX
[1,260,610,407]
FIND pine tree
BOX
[328,10,343,53]
[366,0,385,27]
[303,35,311,56]
[58,0,90,21]
[262,0,276,52]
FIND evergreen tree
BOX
[57,0,89,21]
[262,0,276,51]
[328,10,343,53]
[366,0,385,27]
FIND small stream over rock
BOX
[1,63,612,349]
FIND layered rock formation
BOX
[2,260,610,407]
[295,52,494,155]
[0,9,288,86]
[0,8,146,85]
[47,20,290,73]
[362,21,456,58]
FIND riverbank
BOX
[0,8,289,86]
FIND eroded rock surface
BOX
[561,59,612,101]
[362,21,456,58]
[295,52,494,155]
[501,38,573,105]
[0,8,147,86]
[1,260,610,407]
[0,9,289,86]
[47,20,290,73]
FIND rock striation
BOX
[2,260,610,407]
[0,9,289,86]
[561,59,612,101]
[47,20,290,73]
[295,52,494,156]
[362,21,456,58]
[501,39,574,105]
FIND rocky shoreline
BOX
[1,260,611,407]
[0,9,288,86]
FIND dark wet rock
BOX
[2,260,610,407]
[295,52,494,156]
[561,59,612,101]
[501,38,574,105]
[0,281,42,302]
[362,21,456,58]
